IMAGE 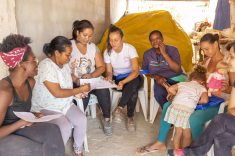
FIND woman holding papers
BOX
[104,25,142,131]
[70,20,112,136]
[31,36,90,156]
[0,34,64,156]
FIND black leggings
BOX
[82,88,111,118]
[114,75,143,117]
[0,122,65,156]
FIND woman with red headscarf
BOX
[0,34,65,156]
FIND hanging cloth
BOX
[213,0,231,30]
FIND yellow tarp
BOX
[98,10,193,72]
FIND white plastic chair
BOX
[110,75,149,121]
[73,94,98,152]
[75,94,98,118]
[149,77,160,124]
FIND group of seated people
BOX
[0,19,235,156]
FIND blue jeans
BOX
[183,113,235,156]
[154,79,178,108]
[0,123,64,156]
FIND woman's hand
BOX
[17,119,33,128]
[117,81,125,90]
[79,84,91,92]
[75,93,88,99]
[167,93,174,101]
[221,80,231,93]
[104,75,113,81]
[32,112,44,118]
[154,75,167,86]
[81,74,93,79]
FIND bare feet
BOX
[136,141,167,155]
[74,153,83,156]
[147,141,167,150]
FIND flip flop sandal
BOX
[136,146,159,155]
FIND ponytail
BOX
[107,24,124,55]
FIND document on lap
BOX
[13,111,62,122]
[80,77,117,90]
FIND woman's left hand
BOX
[221,80,231,93]
[117,81,125,90]
[81,74,93,79]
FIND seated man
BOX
[142,30,183,108]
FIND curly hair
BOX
[0,34,32,61]
[189,65,207,82]
[0,34,31,52]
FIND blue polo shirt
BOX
[142,45,182,78]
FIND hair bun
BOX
[43,43,51,56]
[213,34,219,41]
[73,20,80,29]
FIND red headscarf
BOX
[0,47,27,69]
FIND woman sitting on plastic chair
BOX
[168,41,235,156]
[104,25,142,131]
[69,20,112,136]
[137,33,233,155]
[31,36,90,156]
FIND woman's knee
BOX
[48,128,65,156]
[189,115,204,129]
[96,88,110,95]
[42,123,64,139]
[74,113,87,128]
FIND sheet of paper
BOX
[80,77,101,84]
[80,77,117,90]
[13,111,62,123]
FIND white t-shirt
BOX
[104,43,138,76]
[70,40,98,77]
[172,81,207,109]
[31,58,73,114]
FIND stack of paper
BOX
[80,77,117,90]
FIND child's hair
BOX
[106,24,124,54]
[189,65,207,82]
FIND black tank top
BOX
[2,77,32,125]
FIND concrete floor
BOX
[65,109,235,156]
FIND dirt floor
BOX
[65,108,235,156]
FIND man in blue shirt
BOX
[142,30,183,108]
